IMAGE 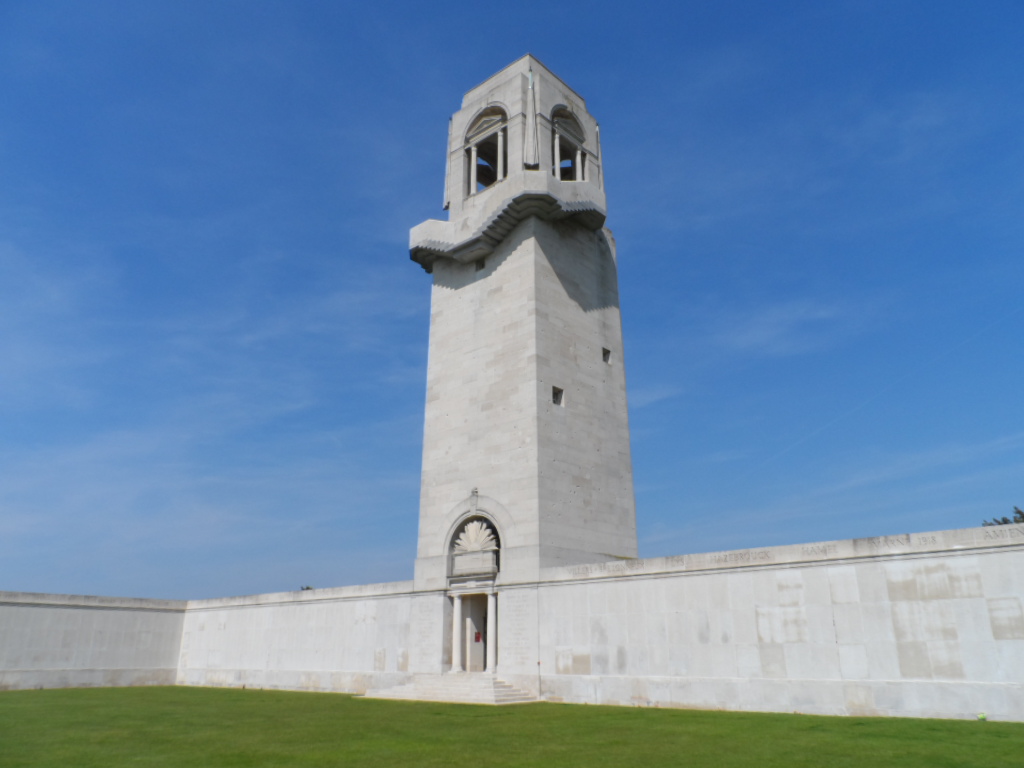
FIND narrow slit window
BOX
[552,386,564,406]
[602,348,611,363]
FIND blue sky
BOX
[1,1,1021,599]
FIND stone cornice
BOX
[411,180,606,272]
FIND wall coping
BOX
[184,580,417,610]
[0,591,187,612]
[530,524,1024,586]
[7,525,1022,606]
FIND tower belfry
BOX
[411,55,636,610]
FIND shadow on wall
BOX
[430,218,620,316]
[430,223,524,292]
[538,221,620,313]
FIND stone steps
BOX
[363,673,535,705]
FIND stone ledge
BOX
[411,184,606,272]
[505,524,1024,587]
[0,591,186,612]
[184,580,417,611]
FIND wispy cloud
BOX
[812,431,1024,499]
[0,232,428,597]
[0,416,422,598]
[0,242,119,407]
[639,430,1024,557]
[620,73,1005,239]
[707,297,881,359]
[831,89,985,170]
[629,384,683,409]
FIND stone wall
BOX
[175,581,434,693]
[0,592,186,690]
[495,524,1024,720]
[3,525,1022,720]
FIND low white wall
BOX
[0,592,186,690]
[495,524,1024,720]
[176,581,443,693]
[3,525,1022,721]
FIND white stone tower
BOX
[411,55,636,607]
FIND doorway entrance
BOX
[450,592,496,673]
[463,594,487,672]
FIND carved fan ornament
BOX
[453,520,497,553]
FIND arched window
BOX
[465,107,508,196]
[551,108,586,182]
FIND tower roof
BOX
[461,54,586,109]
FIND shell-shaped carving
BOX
[453,520,497,553]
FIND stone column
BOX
[553,132,560,177]
[451,594,463,672]
[497,129,505,180]
[469,145,478,193]
[485,592,497,672]
[575,148,583,181]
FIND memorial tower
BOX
[410,57,636,669]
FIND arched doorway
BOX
[448,516,499,673]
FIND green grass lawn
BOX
[1,687,1022,768]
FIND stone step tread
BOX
[363,675,536,705]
